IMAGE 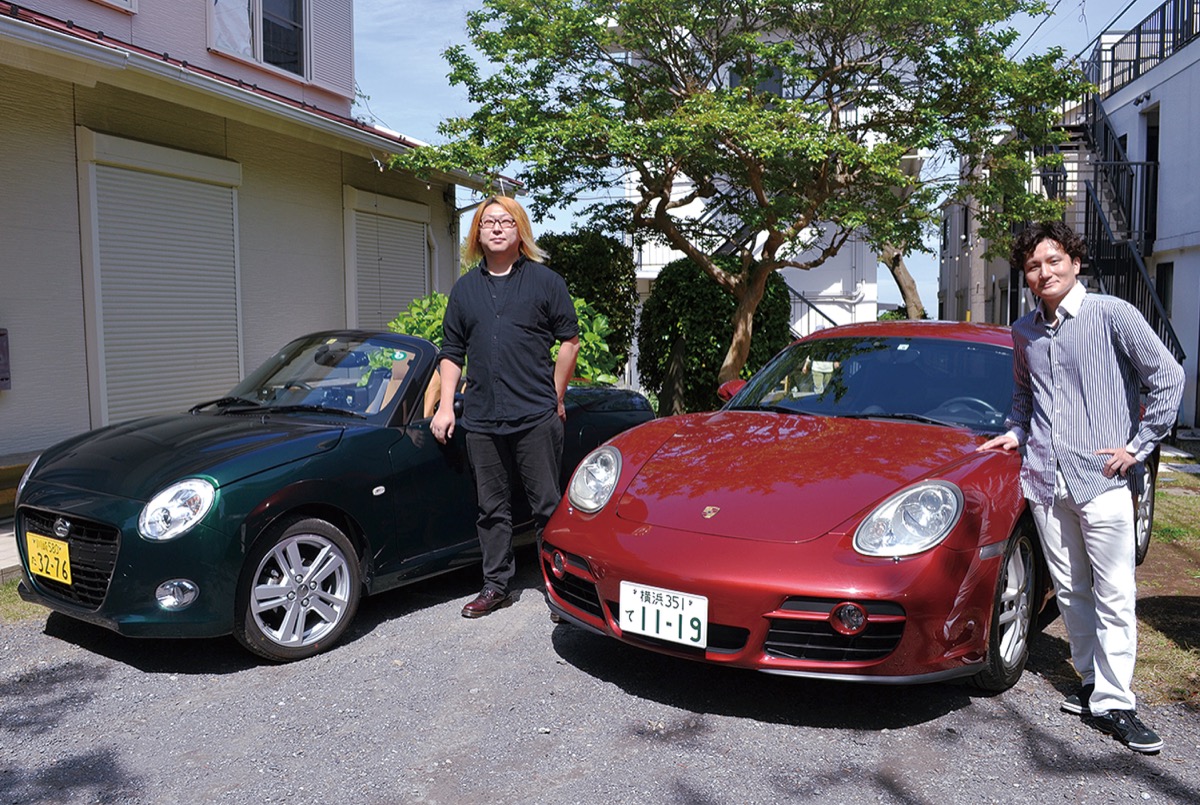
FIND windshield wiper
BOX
[266,404,366,419]
[839,412,958,428]
[190,396,263,414]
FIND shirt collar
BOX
[1035,280,1086,323]
[480,254,526,276]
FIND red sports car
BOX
[540,321,1158,690]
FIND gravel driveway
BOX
[2,550,1198,804]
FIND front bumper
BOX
[541,510,1005,683]
[15,485,241,638]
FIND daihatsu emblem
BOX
[702,506,720,519]
[53,518,71,538]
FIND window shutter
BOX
[94,166,241,423]
[309,0,354,97]
[354,212,428,329]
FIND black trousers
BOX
[465,415,564,595]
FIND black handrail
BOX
[1084,181,1185,362]
[1082,0,1200,96]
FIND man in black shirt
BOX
[432,196,580,618]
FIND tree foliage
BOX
[388,292,619,384]
[395,0,1087,381]
[539,229,639,373]
[638,257,791,414]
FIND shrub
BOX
[637,258,792,414]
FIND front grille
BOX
[20,508,120,610]
[765,597,905,662]
[542,545,604,619]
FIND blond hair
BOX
[464,196,546,265]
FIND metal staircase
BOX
[1064,0,1197,363]
[1070,92,1184,362]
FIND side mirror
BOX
[717,379,746,401]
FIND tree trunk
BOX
[661,333,688,416]
[716,266,771,384]
[880,243,926,320]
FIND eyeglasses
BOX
[480,218,517,230]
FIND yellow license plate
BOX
[26,531,73,585]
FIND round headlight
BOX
[567,445,622,513]
[138,479,216,541]
[853,480,963,557]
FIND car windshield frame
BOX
[725,334,1014,433]
[224,332,434,426]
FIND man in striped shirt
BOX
[979,221,1184,754]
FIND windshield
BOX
[224,333,431,424]
[728,335,1013,432]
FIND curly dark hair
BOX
[1010,221,1086,272]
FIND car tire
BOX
[233,516,361,662]
[971,524,1038,692]
[1134,457,1157,567]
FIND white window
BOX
[90,0,137,11]
[211,0,306,77]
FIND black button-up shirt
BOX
[438,257,578,434]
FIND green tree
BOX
[638,257,791,414]
[388,292,619,384]
[539,229,638,373]
[395,0,1087,383]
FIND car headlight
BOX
[14,454,40,508]
[567,445,622,513]
[138,479,216,541]
[853,481,963,557]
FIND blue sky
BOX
[353,0,1161,309]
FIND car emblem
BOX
[701,506,720,519]
[53,518,71,538]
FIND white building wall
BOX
[0,70,92,453]
[1099,35,1200,426]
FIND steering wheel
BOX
[940,396,1001,416]
[282,380,313,391]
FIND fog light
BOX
[155,579,199,610]
[830,602,868,636]
[551,550,567,579]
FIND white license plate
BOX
[619,580,708,648]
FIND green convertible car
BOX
[15,330,653,661]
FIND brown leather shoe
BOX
[461,588,512,618]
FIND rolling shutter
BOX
[94,166,241,423]
[354,213,428,329]
[347,189,430,329]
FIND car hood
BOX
[31,413,344,500]
[615,410,983,543]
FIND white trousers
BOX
[1028,468,1138,715]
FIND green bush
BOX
[540,230,638,373]
[637,258,792,414]
[389,292,619,384]
[387,292,448,345]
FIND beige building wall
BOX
[0,62,462,456]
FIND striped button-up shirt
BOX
[1006,283,1184,506]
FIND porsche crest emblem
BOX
[701,506,720,519]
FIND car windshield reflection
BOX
[225,333,430,423]
[727,336,1013,432]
